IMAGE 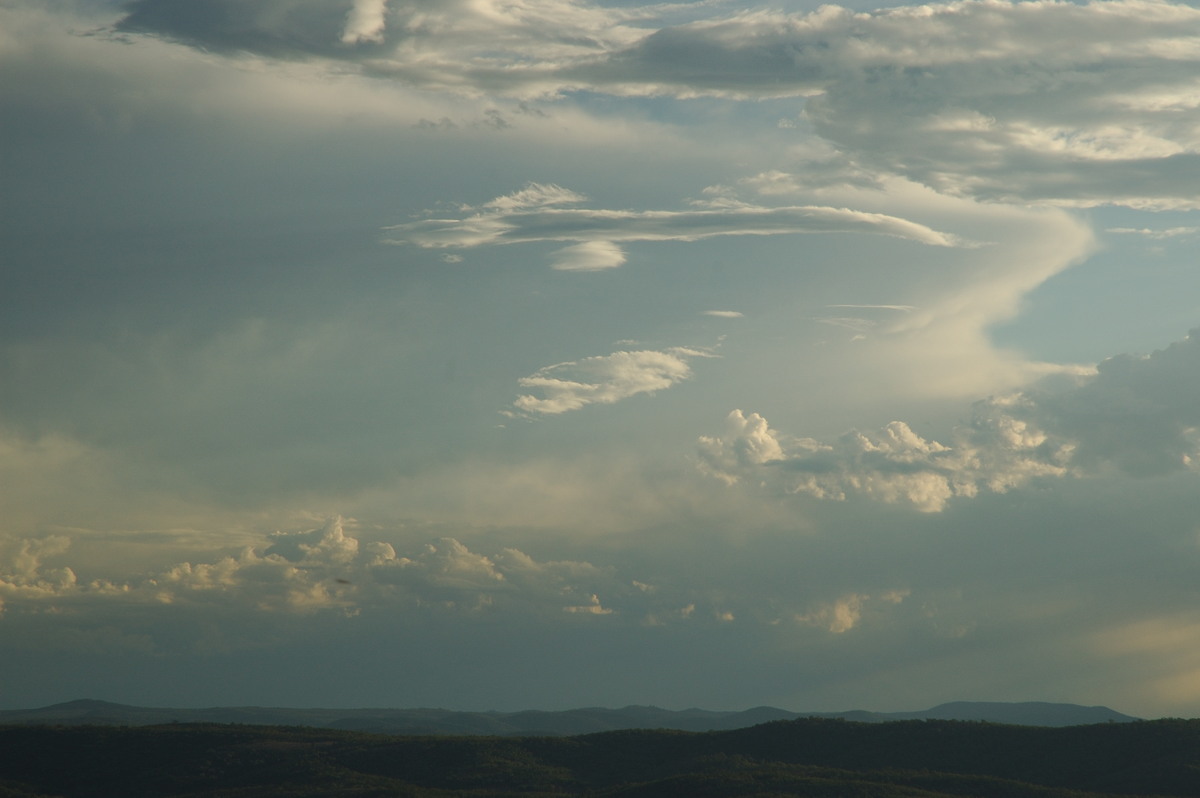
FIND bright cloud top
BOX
[513,346,716,415]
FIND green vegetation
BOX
[0,717,1197,797]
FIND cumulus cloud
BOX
[0,536,78,612]
[512,346,715,415]
[0,518,637,621]
[700,402,1072,512]
[697,410,786,486]
[797,593,869,634]
[701,329,1200,510]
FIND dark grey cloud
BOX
[1035,331,1200,477]
[114,0,1200,207]
[116,0,372,57]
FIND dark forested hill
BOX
[0,699,1137,735]
[0,716,1196,798]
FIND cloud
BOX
[703,310,743,318]
[658,0,1200,208]
[111,0,1200,209]
[342,0,388,45]
[385,183,964,267]
[699,401,1072,512]
[115,0,644,86]
[1107,226,1200,239]
[513,346,715,415]
[0,518,635,622]
[826,305,916,312]
[0,536,78,613]
[697,410,786,486]
[550,240,627,271]
[1034,330,1200,476]
[701,328,1200,510]
[797,593,869,634]
[117,0,363,58]
[564,594,614,615]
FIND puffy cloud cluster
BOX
[0,517,921,648]
[700,407,1071,512]
[512,346,715,416]
[0,518,632,619]
[0,536,78,613]
[701,329,1200,510]
[385,183,962,270]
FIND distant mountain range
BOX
[0,699,1138,735]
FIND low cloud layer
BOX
[0,518,627,621]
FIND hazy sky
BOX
[5,0,1200,717]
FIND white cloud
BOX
[513,346,716,415]
[387,188,964,259]
[700,404,1071,512]
[564,594,614,615]
[697,409,785,486]
[827,304,916,312]
[798,593,868,634]
[551,240,627,271]
[342,0,388,45]
[111,0,1200,210]
[703,310,743,318]
[1106,226,1200,239]
[701,328,1200,510]
[0,519,635,621]
[482,182,586,212]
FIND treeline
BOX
[1,716,1197,797]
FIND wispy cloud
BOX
[385,183,964,268]
[1106,227,1200,239]
[826,304,916,312]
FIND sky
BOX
[4,0,1200,718]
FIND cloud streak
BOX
[385,183,964,267]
